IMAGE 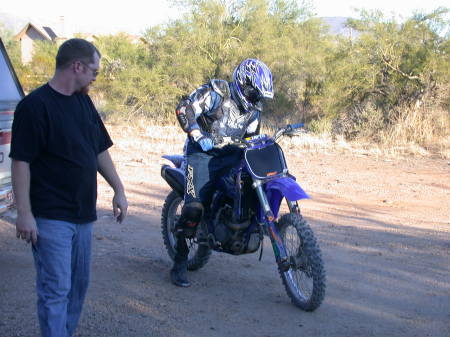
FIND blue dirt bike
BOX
[160,124,326,311]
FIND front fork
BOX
[254,180,292,272]
[287,199,301,215]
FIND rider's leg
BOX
[171,144,211,287]
[201,146,244,234]
[170,143,242,286]
[171,202,204,287]
[174,202,204,258]
[170,232,190,287]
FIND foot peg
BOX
[207,233,222,250]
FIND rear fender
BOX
[265,177,309,218]
[161,165,184,197]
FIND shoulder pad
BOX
[210,79,230,98]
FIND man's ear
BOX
[72,61,82,74]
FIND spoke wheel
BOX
[277,213,326,311]
[161,191,211,270]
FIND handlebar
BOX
[214,136,248,148]
[274,123,304,141]
[214,123,305,149]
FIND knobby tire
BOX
[161,190,211,271]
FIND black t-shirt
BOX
[9,83,113,223]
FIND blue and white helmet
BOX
[231,59,274,112]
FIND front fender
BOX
[265,177,309,201]
[265,177,309,218]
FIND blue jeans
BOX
[32,218,93,337]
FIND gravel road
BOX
[1,126,449,337]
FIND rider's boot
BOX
[170,231,190,287]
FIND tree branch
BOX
[380,51,420,80]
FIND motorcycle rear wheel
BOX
[277,213,326,311]
[161,190,211,271]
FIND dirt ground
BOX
[0,125,449,337]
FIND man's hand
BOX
[16,211,38,245]
[97,150,128,224]
[112,192,128,224]
[11,160,37,244]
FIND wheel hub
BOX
[290,254,311,275]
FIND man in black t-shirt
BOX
[9,38,128,337]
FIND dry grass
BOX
[377,106,450,159]
[105,117,450,160]
[106,123,185,158]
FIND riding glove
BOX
[197,136,214,152]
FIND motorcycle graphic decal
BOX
[186,164,196,198]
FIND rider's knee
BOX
[181,202,204,226]
[177,202,204,238]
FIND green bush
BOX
[3,1,448,148]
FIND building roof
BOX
[42,26,58,40]
[15,22,58,41]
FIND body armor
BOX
[176,79,260,145]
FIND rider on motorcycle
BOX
[171,59,274,287]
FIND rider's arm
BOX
[244,110,261,138]
[176,96,196,134]
[176,85,221,136]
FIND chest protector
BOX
[198,79,258,145]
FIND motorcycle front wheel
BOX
[277,213,326,311]
[161,190,211,271]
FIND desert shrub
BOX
[324,8,450,144]
[3,2,448,151]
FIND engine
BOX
[212,204,261,255]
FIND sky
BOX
[1,0,448,35]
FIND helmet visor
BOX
[243,84,263,104]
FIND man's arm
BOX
[97,150,128,223]
[11,159,38,244]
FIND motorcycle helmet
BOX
[231,58,274,112]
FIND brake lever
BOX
[274,128,286,141]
